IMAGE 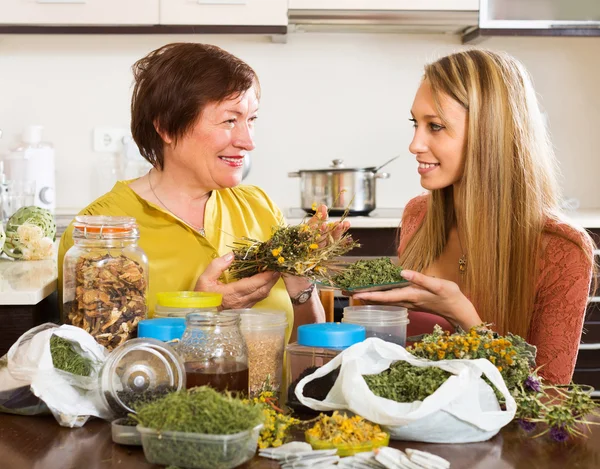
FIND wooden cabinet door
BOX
[160,0,287,26]
[0,0,159,25]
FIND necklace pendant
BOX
[459,255,467,274]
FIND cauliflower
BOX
[3,206,56,260]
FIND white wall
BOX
[0,33,598,213]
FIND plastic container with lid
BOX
[342,305,409,346]
[178,311,249,394]
[228,309,288,397]
[154,291,222,318]
[137,424,262,469]
[137,318,186,343]
[100,338,186,418]
[62,216,148,350]
[285,323,365,412]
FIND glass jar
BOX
[342,305,409,346]
[100,338,186,418]
[62,216,149,351]
[178,312,249,394]
[154,291,222,318]
[229,309,288,397]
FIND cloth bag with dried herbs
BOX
[0,323,110,427]
[294,337,516,444]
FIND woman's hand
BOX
[308,204,350,245]
[351,270,482,330]
[194,252,281,310]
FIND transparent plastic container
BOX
[285,323,365,412]
[154,291,222,318]
[229,309,288,396]
[137,424,262,469]
[343,305,410,346]
[100,338,186,418]
[62,216,148,350]
[178,311,249,394]
[112,417,142,446]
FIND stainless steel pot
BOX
[288,157,397,215]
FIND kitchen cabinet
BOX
[0,0,159,25]
[288,0,478,11]
[159,0,287,26]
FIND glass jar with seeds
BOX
[178,311,249,394]
[231,309,288,397]
[62,216,148,351]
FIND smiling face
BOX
[409,80,468,191]
[162,86,259,190]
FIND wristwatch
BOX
[290,283,316,305]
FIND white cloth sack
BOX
[1,323,110,427]
[295,338,517,443]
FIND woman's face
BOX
[409,80,468,191]
[163,86,259,190]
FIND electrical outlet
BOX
[93,127,130,152]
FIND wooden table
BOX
[1,414,600,469]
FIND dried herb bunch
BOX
[331,257,404,289]
[409,325,532,392]
[243,388,300,449]
[64,254,147,350]
[364,361,451,403]
[49,335,94,377]
[407,325,600,442]
[228,214,358,282]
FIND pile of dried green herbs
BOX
[363,361,451,403]
[133,387,264,469]
[331,257,405,289]
[228,218,358,282]
[49,335,93,377]
[133,386,263,434]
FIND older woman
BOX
[58,42,344,341]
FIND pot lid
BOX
[296,159,377,173]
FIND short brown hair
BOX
[130,42,260,169]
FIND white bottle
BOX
[5,125,56,212]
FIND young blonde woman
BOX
[353,50,596,384]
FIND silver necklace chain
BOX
[148,169,206,236]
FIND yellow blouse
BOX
[57,181,293,340]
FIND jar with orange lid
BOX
[62,215,149,350]
[154,291,222,318]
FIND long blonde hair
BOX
[400,49,592,337]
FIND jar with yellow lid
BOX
[154,291,222,318]
[62,216,148,351]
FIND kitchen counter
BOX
[286,208,600,229]
[0,256,57,305]
[2,414,600,469]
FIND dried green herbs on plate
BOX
[320,257,409,292]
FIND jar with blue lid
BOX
[285,323,365,413]
[137,318,186,344]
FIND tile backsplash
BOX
[0,33,598,213]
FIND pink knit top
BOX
[399,194,595,384]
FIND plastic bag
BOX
[0,323,111,427]
[295,338,517,443]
